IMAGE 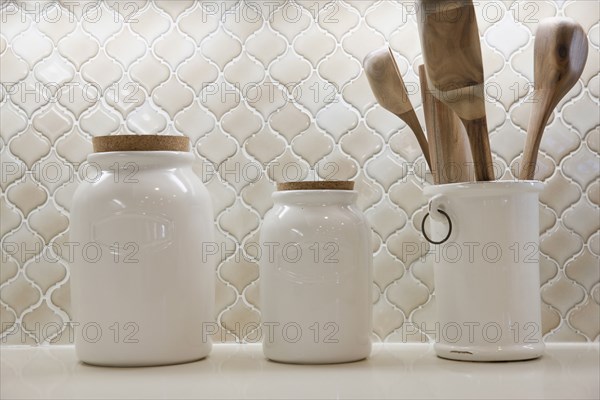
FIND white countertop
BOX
[1,343,598,399]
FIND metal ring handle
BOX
[421,209,452,245]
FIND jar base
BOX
[78,354,209,368]
[434,342,545,362]
[265,354,368,365]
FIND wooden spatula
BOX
[520,17,589,180]
[417,0,494,181]
[419,65,474,184]
[364,47,432,170]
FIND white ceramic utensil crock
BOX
[260,181,373,364]
[423,181,545,362]
[70,135,214,366]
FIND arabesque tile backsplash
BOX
[0,0,598,345]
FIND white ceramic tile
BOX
[197,131,237,166]
[541,271,585,316]
[317,2,360,41]
[485,11,531,59]
[36,3,77,44]
[81,3,122,44]
[9,127,50,169]
[221,103,262,144]
[269,4,311,42]
[0,48,30,83]
[241,174,275,217]
[566,248,600,292]
[245,127,286,165]
[389,21,422,63]
[269,102,310,142]
[340,122,384,166]
[27,204,69,244]
[318,48,361,89]
[32,106,73,144]
[269,50,312,86]
[372,249,404,291]
[79,103,121,137]
[0,3,31,41]
[366,148,408,191]
[245,26,287,67]
[130,53,171,94]
[152,75,194,118]
[11,21,53,66]
[315,101,359,142]
[173,102,214,143]
[80,50,123,91]
[153,28,195,69]
[200,27,241,69]
[316,148,359,180]
[222,2,263,43]
[129,3,170,44]
[154,0,194,20]
[33,150,73,195]
[341,22,385,61]
[293,25,336,68]
[9,74,53,117]
[218,200,260,243]
[0,102,28,143]
[223,53,265,88]
[56,26,99,69]
[55,129,93,165]
[34,53,76,89]
[290,125,334,166]
[342,72,376,114]
[1,0,598,345]
[386,273,430,316]
[0,272,41,316]
[126,99,166,134]
[105,28,146,69]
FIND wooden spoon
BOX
[417,0,494,181]
[520,17,589,180]
[364,47,432,170]
[419,64,474,184]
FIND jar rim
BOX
[87,151,194,169]
[92,135,189,153]
[277,181,354,191]
[272,190,358,205]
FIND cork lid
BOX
[92,135,190,153]
[277,181,355,191]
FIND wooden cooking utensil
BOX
[419,65,474,184]
[520,17,589,180]
[417,0,494,181]
[364,47,432,170]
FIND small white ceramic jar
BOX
[70,135,214,366]
[260,181,373,364]
[423,181,545,362]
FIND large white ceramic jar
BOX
[423,181,545,361]
[70,135,214,366]
[260,181,373,364]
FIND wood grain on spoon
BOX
[417,0,495,181]
[520,17,589,180]
[419,65,474,184]
[364,47,432,170]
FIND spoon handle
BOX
[399,108,432,170]
[419,64,473,184]
[462,117,495,181]
[520,94,554,180]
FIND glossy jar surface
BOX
[424,181,545,362]
[260,189,373,364]
[70,151,214,366]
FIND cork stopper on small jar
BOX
[276,181,355,191]
[92,135,190,153]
